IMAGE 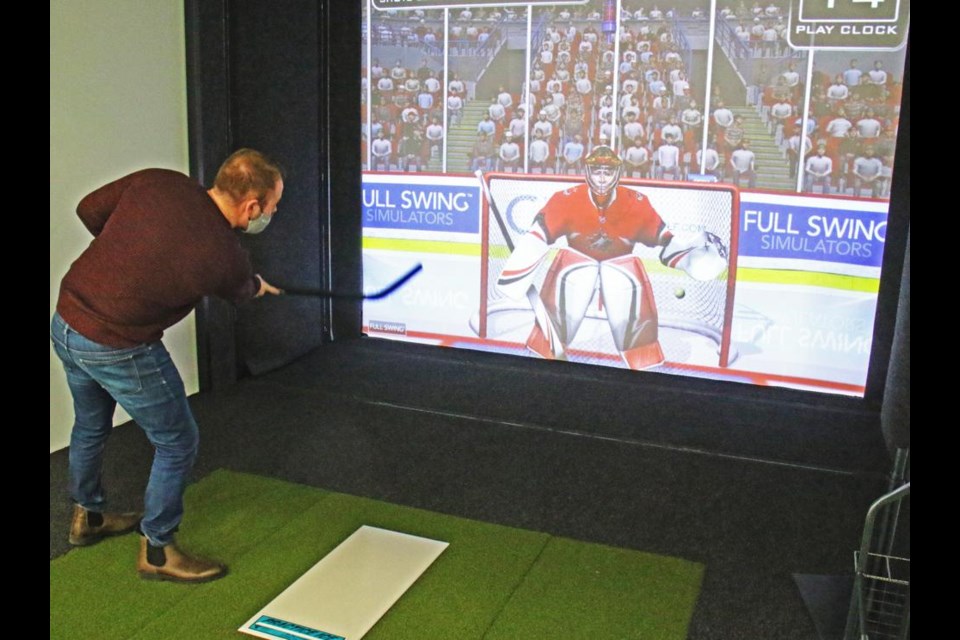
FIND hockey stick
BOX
[475,169,515,252]
[279,263,423,300]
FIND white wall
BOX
[50,1,195,452]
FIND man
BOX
[425,116,444,159]
[622,112,646,149]
[843,59,863,96]
[488,97,507,125]
[856,108,883,140]
[804,144,833,192]
[496,86,513,111]
[762,21,779,56]
[680,99,703,134]
[826,74,850,106]
[416,58,432,82]
[786,131,813,179]
[561,134,585,174]
[532,111,553,143]
[508,108,527,141]
[528,130,552,173]
[723,115,746,157]
[371,129,393,170]
[448,73,466,98]
[498,132,521,172]
[655,140,682,180]
[624,137,651,178]
[370,58,384,80]
[825,108,854,157]
[51,149,284,583]
[729,139,757,189]
[399,131,424,172]
[852,146,885,197]
[647,71,667,98]
[735,20,751,44]
[423,70,441,97]
[470,132,496,171]
[866,60,888,99]
[781,62,801,94]
[494,146,727,370]
[660,115,683,147]
[749,17,765,53]
[712,100,735,153]
[390,60,407,82]
[671,70,690,106]
[447,91,464,126]
[696,143,722,180]
[477,113,496,138]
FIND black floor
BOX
[50,337,894,639]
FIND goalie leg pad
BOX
[620,341,665,370]
[496,228,551,301]
[525,320,567,361]
[537,249,600,346]
[599,255,660,352]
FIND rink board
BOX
[239,526,449,640]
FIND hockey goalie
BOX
[495,145,728,370]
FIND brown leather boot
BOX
[137,537,227,583]
[68,505,142,546]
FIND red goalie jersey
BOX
[537,184,671,261]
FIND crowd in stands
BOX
[364,6,505,53]
[363,56,450,172]
[362,1,901,199]
[460,4,716,183]
[755,57,901,197]
[720,1,794,58]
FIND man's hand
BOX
[257,275,282,297]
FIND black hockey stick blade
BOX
[280,263,423,300]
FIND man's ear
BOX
[236,197,260,226]
[241,198,260,218]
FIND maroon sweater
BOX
[57,168,260,348]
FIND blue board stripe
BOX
[249,615,345,640]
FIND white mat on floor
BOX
[239,525,449,640]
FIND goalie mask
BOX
[584,145,622,197]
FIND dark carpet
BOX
[50,337,893,639]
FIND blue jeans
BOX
[50,312,198,546]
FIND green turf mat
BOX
[52,469,703,640]
[51,471,326,640]
[485,537,704,639]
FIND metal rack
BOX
[845,449,910,640]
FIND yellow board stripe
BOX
[367,239,880,293]
[643,261,878,292]
[362,237,481,256]
[733,267,880,292]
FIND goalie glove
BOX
[660,231,729,281]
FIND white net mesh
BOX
[474,174,739,368]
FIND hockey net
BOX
[472,173,740,368]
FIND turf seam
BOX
[479,534,553,640]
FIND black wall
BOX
[186,0,362,384]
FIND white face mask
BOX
[243,210,273,235]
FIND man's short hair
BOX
[214,148,285,205]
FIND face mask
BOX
[243,211,273,235]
